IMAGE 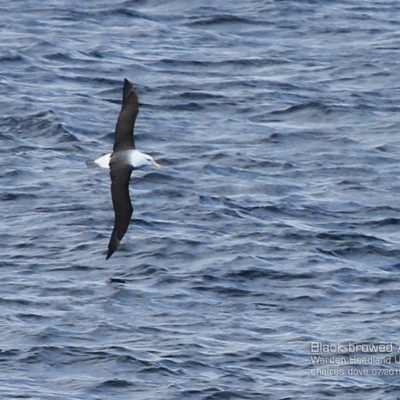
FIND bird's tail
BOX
[85,157,99,168]
[85,153,111,169]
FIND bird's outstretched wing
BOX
[113,78,138,152]
[106,163,134,259]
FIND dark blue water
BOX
[2,1,400,398]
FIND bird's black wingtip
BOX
[106,247,114,260]
[106,236,120,260]
[121,78,136,105]
[106,243,113,259]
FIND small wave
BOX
[187,13,262,27]
[0,111,79,148]
[0,192,38,201]
[0,52,24,62]
[96,379,134,389]
[270,101,330,116]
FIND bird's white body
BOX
[92,149,159,170]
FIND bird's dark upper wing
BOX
[113,78,139,152]
[106,163,134,259]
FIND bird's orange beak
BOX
[152,160,162,169]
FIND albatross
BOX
[87,78,162,259]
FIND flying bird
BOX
[87,78,162,259]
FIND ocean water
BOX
[2,0,400,398]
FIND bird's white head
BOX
[131,150,162,170]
